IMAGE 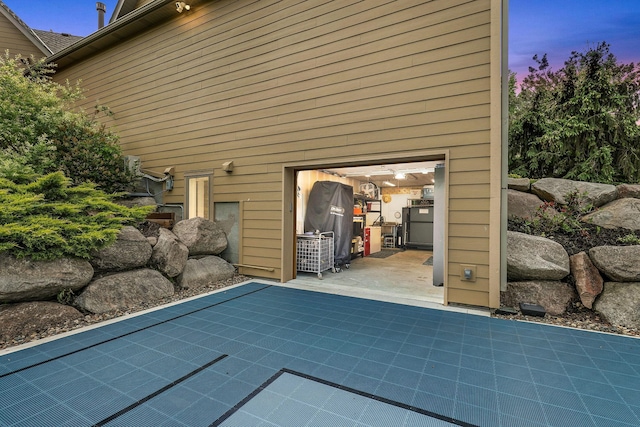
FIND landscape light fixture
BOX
[176,2,190,12]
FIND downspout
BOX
[500,0,509,293]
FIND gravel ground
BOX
[492,302,640,338]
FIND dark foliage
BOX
[509,43,640,183]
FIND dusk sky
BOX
[4,0,640,79]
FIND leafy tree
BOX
[509,42,640,183]
[0,53,136,193]
[0,172,153,260]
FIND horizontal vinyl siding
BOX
[55,0,496,297]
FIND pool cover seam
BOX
[209,368,478,427]
[0,285,271,379]
[209,369,287,427]
[93,353,228,426]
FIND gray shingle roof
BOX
[32,29,83,54]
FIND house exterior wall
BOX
[0,12,45,58]
[53,0,503,308]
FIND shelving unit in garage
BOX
[352,195,381,257]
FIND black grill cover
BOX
[304,181,353,266]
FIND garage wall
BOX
[53,0,501,307]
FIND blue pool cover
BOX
[1,282,639,426]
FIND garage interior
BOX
[289,161,445,306]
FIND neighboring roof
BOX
[0,0,51,55]
[32,29,84,54]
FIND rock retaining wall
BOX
[507,177,640,329]
[0,216,237,340]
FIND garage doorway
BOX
[286,158,446,306]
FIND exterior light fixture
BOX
[176,2,190,12]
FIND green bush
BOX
[509,43,640,184]
[0,172,154,260]
[0,53,136,193]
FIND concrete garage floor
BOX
[287,249,453,310]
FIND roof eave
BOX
[48,0,177,69]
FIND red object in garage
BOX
[363,227,371,256]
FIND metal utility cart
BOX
[296,231,335,279]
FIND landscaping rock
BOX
[75,269,174,314]
[594,282,640,330]
[531,178,617,208]
[0,254,93,303]
[581,198,640,230]
[115,196,157,208]
[0,301,83,342]
[507,231,570,280]
[90,226,153,271]
[616,184,640,199]
[177,256,236,289]
[589,245,640,281]
[172,217,227,255]
[503,281,577,315]
[508,177,530,192]
[150,228,189,278]
[507,189,550,220]
[569,252,603,309]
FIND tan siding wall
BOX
[0,14,44,58]
[54,0,499,305]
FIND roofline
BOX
[0,0,52,55]
[109,0,126,24]
[48,0,178,69]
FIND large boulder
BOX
[177,256,236,289]
[589,245,640,281]
[507,177,530,192]
[503,281,577,315]
[90,226,153,272]
[0,301,83,342]
[581,198,640,230]
[150,228,189,277]
[531,178,617,208]
[616,184,640,199]
[172,217,227,255]
[507,231,570,280]
[75,269,174,314]
[0,254,93,303]
[569,252,603,309]
[507,189,550,220]
[593,282,640,330]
